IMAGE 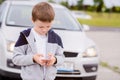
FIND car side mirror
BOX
[82,24,90,31]
[0,22,1,28]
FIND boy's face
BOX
[33,20,52,35]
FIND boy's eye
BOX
[39,26,44,28]
[47,26,50,28]
[38,26,50,29]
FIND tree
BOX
[0,0,4,4]
[94,0,103,12]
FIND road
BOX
[86,31,120,67]
[97,65,120,80]
[86,30,120,80]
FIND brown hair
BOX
[32,2,55,22]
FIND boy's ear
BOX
[31,17,34,23]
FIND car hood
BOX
[4,27,94,53]
[54,30,94,53]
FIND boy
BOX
[12,2,64,80]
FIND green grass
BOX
[100,61,120,74]
[78,12,120,28]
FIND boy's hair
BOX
[32,2,55,22]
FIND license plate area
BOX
[57,61,74,71]
[57,61,80,74]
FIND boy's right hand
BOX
[33,54,46,66]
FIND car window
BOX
[0,2,7,27]
[6,5,33,27]
[53,8,81,30]
[6,4,81,31]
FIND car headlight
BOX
[7,41,15,52]
[83,46,97,57]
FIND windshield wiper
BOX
[52,27,67,30]
[6,24,32,27]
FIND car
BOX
[0,0,99,80]
[72,11,92,20]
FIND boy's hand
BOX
[33,53,57,66]
[33,54,46,66]
[46,53,56,66]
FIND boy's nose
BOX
[42,29,47,32]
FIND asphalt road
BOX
[86,30,120,67]
[86,30,120,80]
[97,65,120,80]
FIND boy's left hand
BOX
[46,53,56,66]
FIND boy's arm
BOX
[12,33,35,66]
[54,35,64,66]
[12,46,35,66]
[54,45,64,66]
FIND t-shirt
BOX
[32,28,48,58]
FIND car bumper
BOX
[1,57,99,78]
[57,63,98,77]
[55,75,96,80]
[0,69,21,78]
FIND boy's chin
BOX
[39,33,47,36]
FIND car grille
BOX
[7,59,21,69]
[57,70,80,75]
[63,51,78,57]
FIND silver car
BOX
[0,0,99,80]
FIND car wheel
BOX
[55,77,82,80]
[82,76,96,80]
[0,75,5,80]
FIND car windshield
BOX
[6,4,81,31]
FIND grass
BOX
[100,61,120,74]
[78,12,120,28]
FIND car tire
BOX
[55,77,82,80]
[0,75,5,80]
[82,76,96,80]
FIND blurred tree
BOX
[48,0,55,3]
[77,0,83,10]
[60,1,68,8]
[0,0,4,4]
[94,0,103,12]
